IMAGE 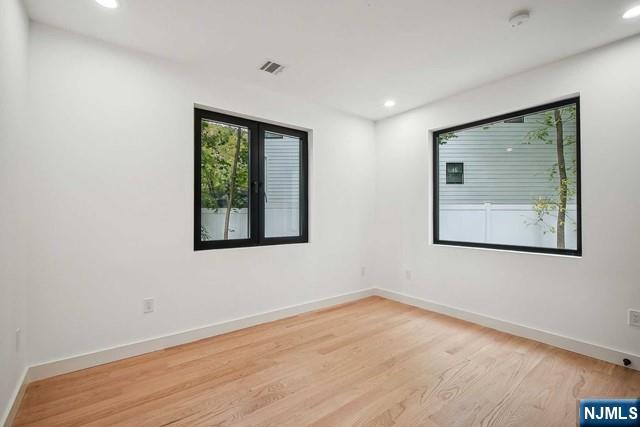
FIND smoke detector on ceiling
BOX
[509,10,531,28]
[259,61,285,75]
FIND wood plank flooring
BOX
[13,296,640,426]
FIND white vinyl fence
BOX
[439,203,578,250]
[203,204,577,249]
[201,208,300,240]
[201,208,249,240]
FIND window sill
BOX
[432,241,582,258]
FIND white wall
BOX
[374,34,640,358]
[26,23,376,366]
[0,0,30,420]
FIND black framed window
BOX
[433,97,581,256]
[446,162,464,184]
[195,108,308,250]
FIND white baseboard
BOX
[373,287,640,371]
[2,367,29,427]
[27,288,375,382]
[19,285,639,392]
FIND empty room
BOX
[2,0,640,425]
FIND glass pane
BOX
[264,131,301,238]
[200,119,250,241]
[438,102,578,251]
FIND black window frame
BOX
[432,97,582,257]
[194,108,308,251]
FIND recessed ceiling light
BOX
[95,0,119,9]
[623,5,640,19]
[384,100,396,108]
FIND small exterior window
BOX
[446,163,464,184]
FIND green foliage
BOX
[529,177,577,234]
[531,197,556,235]
[200,225,210,241]
[524,105,578,236]
[524,105,576,146]
[438,131,458,145]
[200,121,249,211]
[439,122,496,145]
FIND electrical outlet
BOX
[629,309,640,327]
[405,269,412,280]
[143,298,155,314]
[360,266,366,277]
[15,328,21,352]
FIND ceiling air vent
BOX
[259,61,285,75]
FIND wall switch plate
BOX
[143,298,155,314]
[629,309,640,327]
[15,328,21,352]
[361,267,366,277]
[405,269,412,280]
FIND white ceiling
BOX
[25,0,640,120]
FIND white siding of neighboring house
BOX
[265,135,300,208]
[438,111,578,205]
[264,135,300,237]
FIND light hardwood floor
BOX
[13,296,640,426]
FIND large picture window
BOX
[433,98,581,256]
[195,108,308,250]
